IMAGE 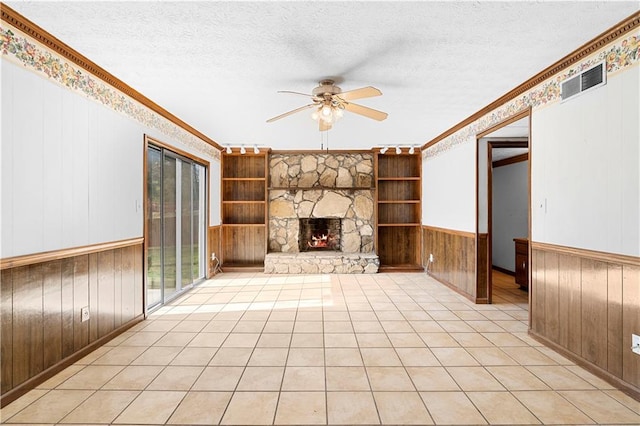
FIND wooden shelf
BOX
[222,201,266,204]
[221,153,268,268]
[377,177,420,181]
[379,264,425,273]
[221,263,265,272]
[222,223,266,227]
[375,153,422,269]
[269,186,374,190]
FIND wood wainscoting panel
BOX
[622,265,640,388]
[581,258,609,370]
[60,259,75,359]
[531,249,545,336]
[12,265,44,387]
[476,233,488,301]
[121,245,137,323]
[422,226,476,301]
[207,225,221,278]
[0,240,144,407]
[607,264,623,378]
[543,251,560,345]
[43,260,63,370]
[97,250,116,339]
[557,254,582,356]
[530,242,640,394]
[1,269,13,393]
[72,255,90,352]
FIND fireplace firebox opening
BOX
[299,218,341,252]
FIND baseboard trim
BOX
[0,314,144,408]
[426,272,478,303]
[528,329,640,401]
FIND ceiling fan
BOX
[267,79,388,131]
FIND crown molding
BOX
[1,2,222,152]
[422,11,640,151]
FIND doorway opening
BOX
[476,110,530,308]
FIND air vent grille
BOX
[561,62,606,101]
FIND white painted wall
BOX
[477,140,488,233]
[422,141,477,232]
[1,60,220,258]
[209,159,221,225]
[492,160,528,271]
[531,67,639,257]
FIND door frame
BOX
[475,108,531,304]
[143,135,210,315]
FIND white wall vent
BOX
[561,62,606,101]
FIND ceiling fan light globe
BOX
[321,114,333,124]
[311,111,319,120]
[321,105,332,117]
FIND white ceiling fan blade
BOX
[335,86,382,101]
[343,102,388,121]
[267,103,316,123]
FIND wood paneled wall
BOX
[0,241,144,406]
[207,225,221,278]
[422,226,477,301]
[530,242,640,395]
[476,233,489,302]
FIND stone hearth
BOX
[264,252,379,274]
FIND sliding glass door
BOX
[147,145,206,311]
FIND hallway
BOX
[1,272,638,425]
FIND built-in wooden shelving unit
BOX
[375,151,423,272]
[221,152,268,271]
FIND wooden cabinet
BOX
[375,152,423,272]
[221,152,267,271]
[514,238,529,290]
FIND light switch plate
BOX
[633,334,640,355]
[81,306,90,322]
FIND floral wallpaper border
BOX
[1,23,220,160]
[424,32,639,159]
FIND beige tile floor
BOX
[2,272,639,425]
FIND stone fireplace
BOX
[264,153,379,273]
[299,218,341,252]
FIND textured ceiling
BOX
[7,1,639,151]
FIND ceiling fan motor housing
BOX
[312,79,341,97]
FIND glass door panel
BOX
[162,154,178,300]
[181,160,193,287]
[146,148,163,309]
[195,164,206,279]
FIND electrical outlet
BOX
[211,252,216,261]
[633,334,640,355]
[81,306,90,322]
[429,254,434,263]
